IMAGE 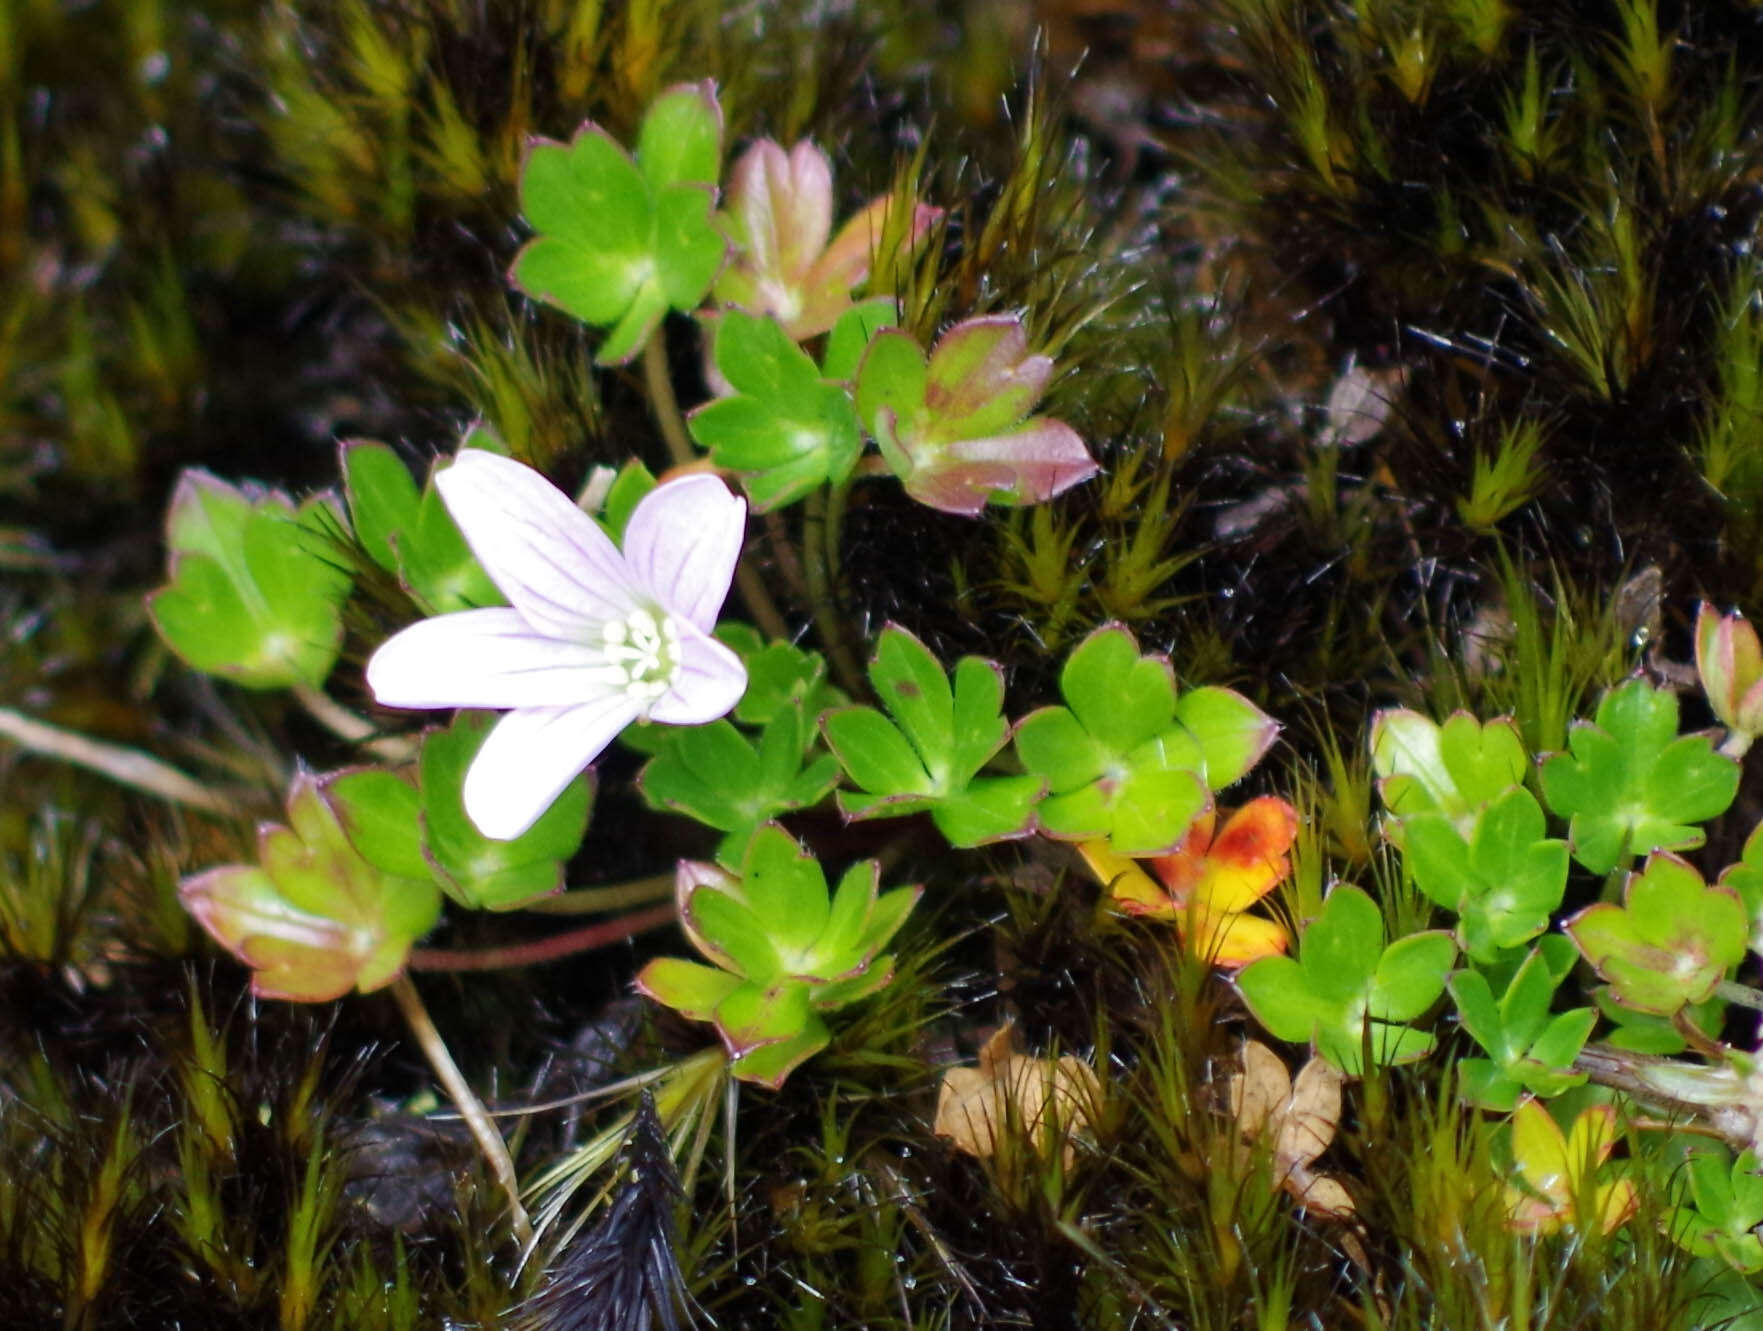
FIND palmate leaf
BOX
[1566,852,1747,1015]
[1449,939,1592,1111]
[149,471,353,691]
[510,83,724,365]
[180,773,441,1003]
[1402,786,1568,962]
[1371,708,1528,841]
[1235,883,1455,1075]
[1014,625,1277,856]
[688,311,863,510]
[329,713,595,913]
[638,703,839,867]
[821,625,1040,847]
[1540,679,1739,874]
[635,825,920,1089]
[342,440,501,614]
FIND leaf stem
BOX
[0,706,243,817]
[407,902,677,972]
[1718,731,1753,759]
[389,973,534,1246]
[640,327,696,469]
[1716,979,1763,1012]
[641,325,791,642]
[522,872,675,915]
[803,485,867,699]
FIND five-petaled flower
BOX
[367,449,748,840]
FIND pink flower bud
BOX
[1695,602,1763,751]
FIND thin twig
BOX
[389,973,534,1246]
[0,706,243,817]
[290,683,415,764]
[1716,979,1763,1012]
[407,903,677,972]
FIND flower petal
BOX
[437,449,637,637]
[648,619,747,724]
[623,473,746,632]
[367,607,623,709]
[462,694,638,839]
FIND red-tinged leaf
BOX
[901,420,1100,517]
[1188,796,1299,915]
[924,315,1051,436]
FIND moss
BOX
[10,0,1763,1325]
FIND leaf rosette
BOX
[179,772,441,1002]
[635,825,920,1088]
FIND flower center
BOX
[599,605,681,713]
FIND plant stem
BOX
[389,973,533,1246]
[0,706,242,817]
[407,903,677,972]
[640,325,791,642]
[641,328,696,469]
[802,486,866,698]
[522,872,675,915]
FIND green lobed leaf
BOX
[929,777,1045,848]
[1235,954,1316,1045]
[650,183,727,310]
[1060,626,1177,756]
[1012,707,1107,794]
[1237,883,1448,1075]
[510,91,725,365]
[739,825,834,963]
[326,768,429,882]
[853,329,928,452]
[344,441,499,614]
[1298,884,1386,1007]
[1014,625,1218,854]
[342,441,420,574]
[1174,686,1280,790]
[1567,852,1748,1014]
[1540,679,1740,874]
[417,713,593,910]
[821,297,899,383]
[1369,931,1456,1022]
[634,82,722,190]
[634,956,743,1022]
[180,773,441,1003]
[149,472,353,690]
[685,886,780,980]
[1403,787,1568,962]
[638,711,838,866]
[715,977,813,1055]
[716,632,842,728]
[1372,709,1527,837]
[822,626,1038,846]
[511,128,652,324]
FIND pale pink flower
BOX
[367,450,747,839]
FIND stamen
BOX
[597,606,681,714]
